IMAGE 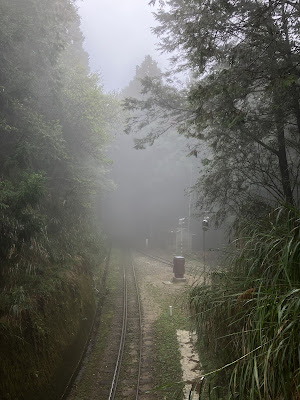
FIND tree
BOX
[0,0,117,276]
[0,2,119,397]
[144,3,300,398]
[106,55,196,244]
[126,0,300,220]
[122,55,162,99]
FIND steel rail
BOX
[108,267,127,400]
[108,253,143,400]
[131,256,143,400]
[135,249,173,267]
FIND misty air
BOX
[0,1,299,399]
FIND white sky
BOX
[77,0,168,92]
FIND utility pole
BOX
[187,163,193,253]
[202,213,209,284]
[179,218,185,256]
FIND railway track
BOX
[108,249,176,399]
[107,252,143,400]
[66,248,175,400]
[135,249,173,267]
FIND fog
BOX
[78,0,168,92]
[100,127,226,254]
[78,1,226,255]
[104,130,190,241]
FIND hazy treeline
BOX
[127,0,300,223]
[0,0,117,285]
[105,55,201,248]
[0,1,119,397]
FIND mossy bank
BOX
[0,257,107,400]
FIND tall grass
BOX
[189,207,300,399]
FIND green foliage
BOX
[127,0,300,218]
[0,0,116,347]
[189,207,300,399]
[0,0,117,279]
[154,307,186,400]
[122,55,162,98]
[0,263,96,400]
[0,172,45,264]
[0,0,118,397]
[60,67,108,153]
[123,74,192,147]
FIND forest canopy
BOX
[0,0,117,282]
[125,0,300,222]
[127,2,300,399]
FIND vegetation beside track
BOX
[0,1,117,398]
[144,281,191,400]
[189,207,300,399]
[0,259,100,400]
[67,248,121,400]
[0,232,109,400]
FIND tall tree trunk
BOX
[267,11,295,206]
[281,3,300,136]
[274,105,294,205]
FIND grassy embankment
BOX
[0,249,109,400]
[66,247,121,399]
[145,279,192,399]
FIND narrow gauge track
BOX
[135,249,173,267]
[108,252,142,400]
